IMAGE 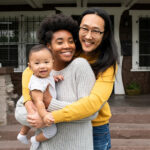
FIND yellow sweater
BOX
[22,67,33,103]
[22,60,117,127]
[52,65,116,126]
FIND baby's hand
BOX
[53,75,64,82]
[43,112,54,126]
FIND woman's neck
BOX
[53,61,69,71]
[79,51,100,64]
[83,50,98,57]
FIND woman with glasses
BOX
[28,8,119,150]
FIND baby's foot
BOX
[30,136,40,150]
[17,133,29,144]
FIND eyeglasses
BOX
[79,26,104,37]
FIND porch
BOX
[109,94,150,149]
[0,94,150,150]
[109,94,150,107]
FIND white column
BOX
[131,15,139,71]
[114,13,125,94]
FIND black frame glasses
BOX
[79,26,104,36]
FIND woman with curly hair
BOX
[15,14,96,150]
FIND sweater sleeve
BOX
[22,67,33,103]
[48,58,96,121]
[49,98,98,122]
[52,65,117,123]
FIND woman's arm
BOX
[22,67,36,114]
[51,65,117,123]
[22,67,33,103]
[47,58,96,121]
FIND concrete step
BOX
[110,106,150,123]
[7,113,18,125]
[0,124,35,141]
[0,140,30,150]
[111,139,150,150]
[3,105,150,150]
[110,123,150,139]
[8,106,150,125]
[1,123,150,141]
[0,139,150,150]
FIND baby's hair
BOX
[28,44,53,62]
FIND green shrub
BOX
[126,82,140,90]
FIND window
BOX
[0,18,19,67]
[24,16,43,65]
[130,10,150,71]
[0,16,43,71]
[0,45,18,67]
[139,18,150,67]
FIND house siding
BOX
[122,56,150,94]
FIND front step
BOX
[0,140,30,150]
[1,139,150,150]
[0,124,35,141]
[111,139,150,150]
[0,124,21,141]
[7,113,18,125]
[8,106,150,125]
[2,105,150,149]
[1,123,150,141]
[110,106,150,123]
[110,123,150,139]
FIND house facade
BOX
[0,0,150,96]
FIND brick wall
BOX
[0,67,14,125]
[122,56,150,94]
[11,72,22,98]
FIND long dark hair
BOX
[78,8,119,77]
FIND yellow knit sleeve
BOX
[52,65,118,123]
[22,67,33,103]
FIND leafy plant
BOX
[126,82,140,90]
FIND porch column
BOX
[114,13,125,94]
[0,67,14,126]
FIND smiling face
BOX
[47,30,76,70]
[79,14,105,53]
[28,48,53,78]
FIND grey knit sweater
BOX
[34,58,96,150]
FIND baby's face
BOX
[29,48,53,78]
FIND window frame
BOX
[130,10,150,72]
[0,11,55,72]
[0,18,19,68]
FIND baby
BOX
[17,44,58,150]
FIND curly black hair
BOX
[37,14,78,45]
